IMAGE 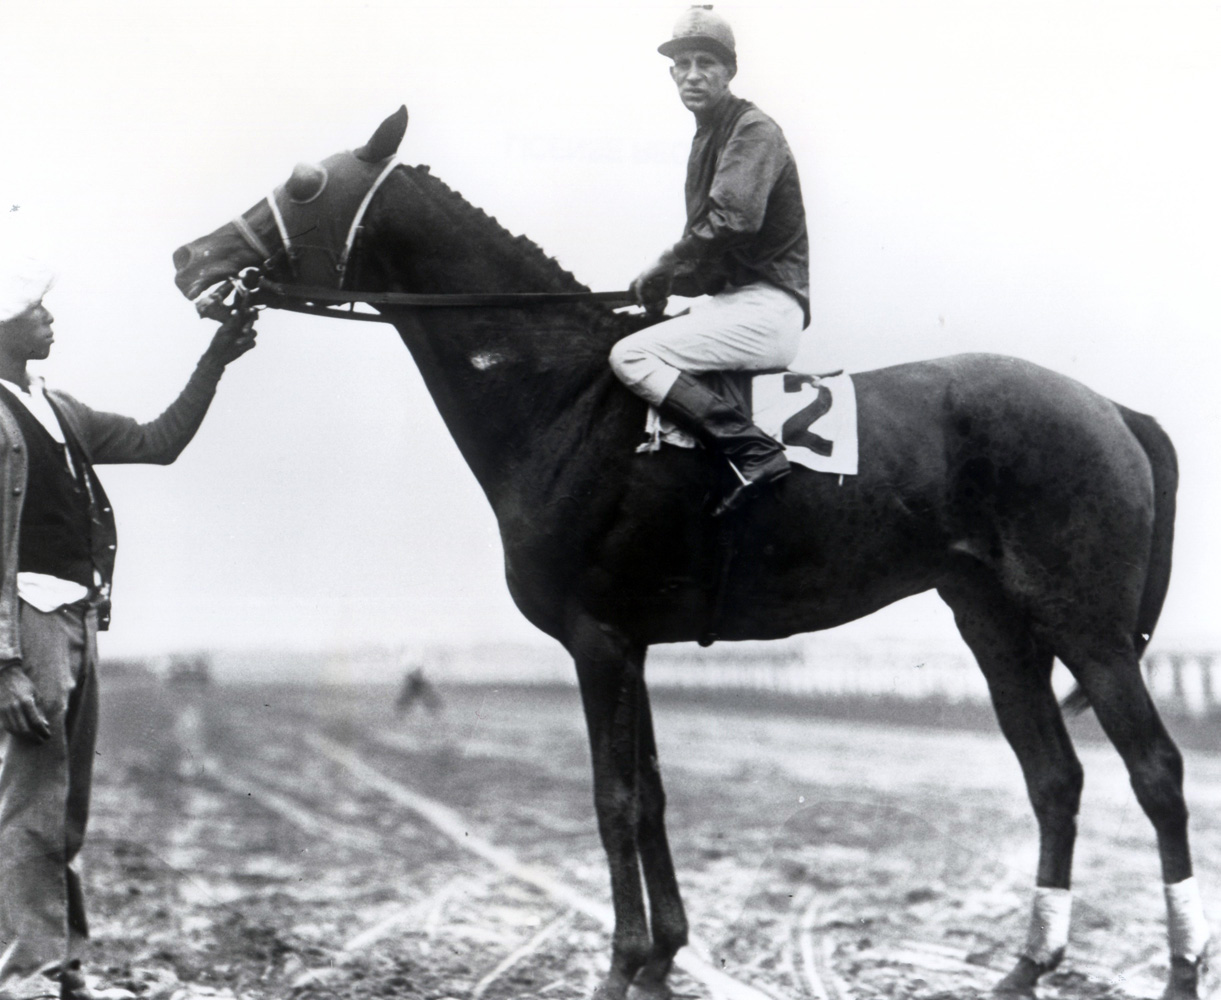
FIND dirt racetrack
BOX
[79,675,1221,1000]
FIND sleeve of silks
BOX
[53,359,226,466]
[670,115,791,262]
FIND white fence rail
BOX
[1143,652,1219,717]
[162,640,1221,720]
[642,645,1221,719]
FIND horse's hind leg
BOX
[939,577,1084,997]
[1058,640,1212,999]
[628,679,688,997]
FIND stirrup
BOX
[712,459,790,517]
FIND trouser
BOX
[0,602,98,996]
[608,281,805,406]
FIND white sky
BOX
[1,1,1218,660]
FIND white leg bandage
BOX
[1023,887,1072,967]
[1166,877,1212,961]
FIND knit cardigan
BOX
[0,360,224,661]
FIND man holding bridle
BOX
[0,251,255,1000]
[610,5,810,515]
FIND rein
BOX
[249,276,638,323]
[200,270,638,324]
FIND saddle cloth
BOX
[640,371,859,476]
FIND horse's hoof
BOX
[993,955,1054,998]
[1162,945,1217,1000]
[627,974,673,1000]
[628,971,675,1000]
[1162,957,1199,1000]
[591,976,630,1000]
[627,985,673,1000]
[628,955,675,1000]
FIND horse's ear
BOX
[355,106,408,162]
[285,162,328,203]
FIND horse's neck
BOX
[391,308,637,506]
[370,170,638,504]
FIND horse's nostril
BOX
[172,246,191,271]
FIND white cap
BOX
[0,256,54,322]
[0,207,55,322]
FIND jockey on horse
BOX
[610,6,810,516]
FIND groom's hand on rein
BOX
[202,305,258,369]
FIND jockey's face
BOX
[0,301,55,362]
[669,49,735,116]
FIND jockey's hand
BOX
[631,249,678,311]
[202,305,258,369]
[0,660,51,743]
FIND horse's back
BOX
[855,353,1154,493]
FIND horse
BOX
[171,107,1210,1000]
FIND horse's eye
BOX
[285,162,328,203]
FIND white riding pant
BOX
[609,282,805,406]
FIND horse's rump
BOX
[918,354,1163,647]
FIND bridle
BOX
[201,154,636,325]
[235,154,402,290]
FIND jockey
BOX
[611,6,810,515]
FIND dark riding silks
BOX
[672,94,810,324]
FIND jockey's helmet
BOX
[658,6,737,68]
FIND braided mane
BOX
[400,163,632,338]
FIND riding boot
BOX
[659,372,790,515]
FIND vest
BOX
[0,384,100,589]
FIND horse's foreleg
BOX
[1060,644,1212,1000]
[569,613,652,1000]
[940,579,1084,998]
[629,677,688,997]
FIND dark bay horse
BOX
[172,108,1210,999]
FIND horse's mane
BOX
[400,164,633,340]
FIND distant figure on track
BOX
[395,665,442,716]
[0,246,255,1000]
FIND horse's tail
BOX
[1061,405,1179,715]
[1122,407,1180,656]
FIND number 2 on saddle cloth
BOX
[702,370,834,457]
